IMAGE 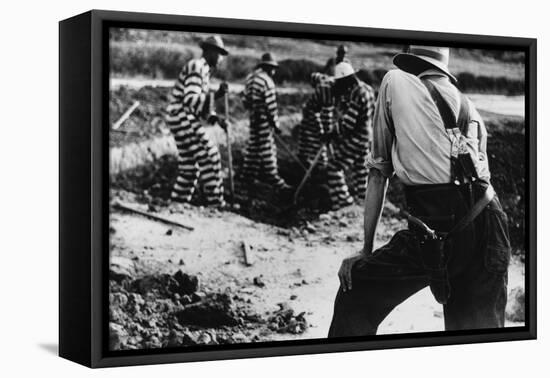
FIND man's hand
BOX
[207,113,220,125]
[218,117,229,131]
[320,130,340,145]
[215,82,229,99]
[270,120,281,135]
[338,251,369,292]
[207,113,229,130]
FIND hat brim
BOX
[199,42,229,56]
[393,53,457,84]
[258,62,279,68]
[334,73,355,82]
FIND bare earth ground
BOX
[108,75,526,349]
[110,192,525,343]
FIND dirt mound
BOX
[109,264,310,350]
[175,293,241,327]
[130,270,199,297]
[267,302,308,334]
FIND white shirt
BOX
[366,69,490,186]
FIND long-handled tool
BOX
[112,101,140,130]
[113,202,194,231]
[224,92,235,203]
[273,132,307,172]
[293,145,326,205]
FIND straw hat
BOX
[393,45,456,83]
[199,35,229,56]
[334,62,355,80]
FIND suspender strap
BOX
[421,78,470,134]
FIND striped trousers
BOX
[327,134,369,210]
[297,104,328,168]
[242,117,287,189]
[166,110,224,206]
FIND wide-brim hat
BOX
[393,45,457,84]
[199,35,229,56]
[257,52,279,68]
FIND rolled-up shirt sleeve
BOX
[469,100,491,181]
[366,74,395,178]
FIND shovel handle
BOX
[224,93,235,202]
[293,145,325,204]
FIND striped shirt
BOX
[366,69,489,186]
[243,68,279,126]
[337,80,376,140]
[310,72,334,107]
[306,72,335,133]
[167,57,211,117]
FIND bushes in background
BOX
[110,43,525,95]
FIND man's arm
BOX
[264,79,279,130]
[337,73,394,292]
[362,168,389,255]
[338,169,388,292]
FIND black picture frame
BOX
[59,9,537,368]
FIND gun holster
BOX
[417,231,452,305]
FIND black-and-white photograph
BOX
[108,28,526,351]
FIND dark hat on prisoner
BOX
[257,52,279,68]
[337,45,348,54]
[393,45,456,84]
[199,35,229,55]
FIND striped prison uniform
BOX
[165,57,224,206]
[298,73,335,168]
[327,80,376,210]
[241,68,287,188]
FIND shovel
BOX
[273,132,307,172]
[293,145,326,205]
[224,92,235,203]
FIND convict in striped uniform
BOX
[325,62,376,210]
[165,36,229,206]
[241,53,290,190]
[297,72,335,168]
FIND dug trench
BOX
[109,86,526,351]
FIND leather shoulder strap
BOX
[447,185,495,238]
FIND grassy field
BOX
[110,28,525,95]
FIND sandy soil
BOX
[110,193,525,342]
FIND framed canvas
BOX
[59,9,537,368]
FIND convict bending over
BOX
[241,53,290,192]
[297,72,335,169]
[328,46,511,337]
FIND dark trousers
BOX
[328,182,511,337]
